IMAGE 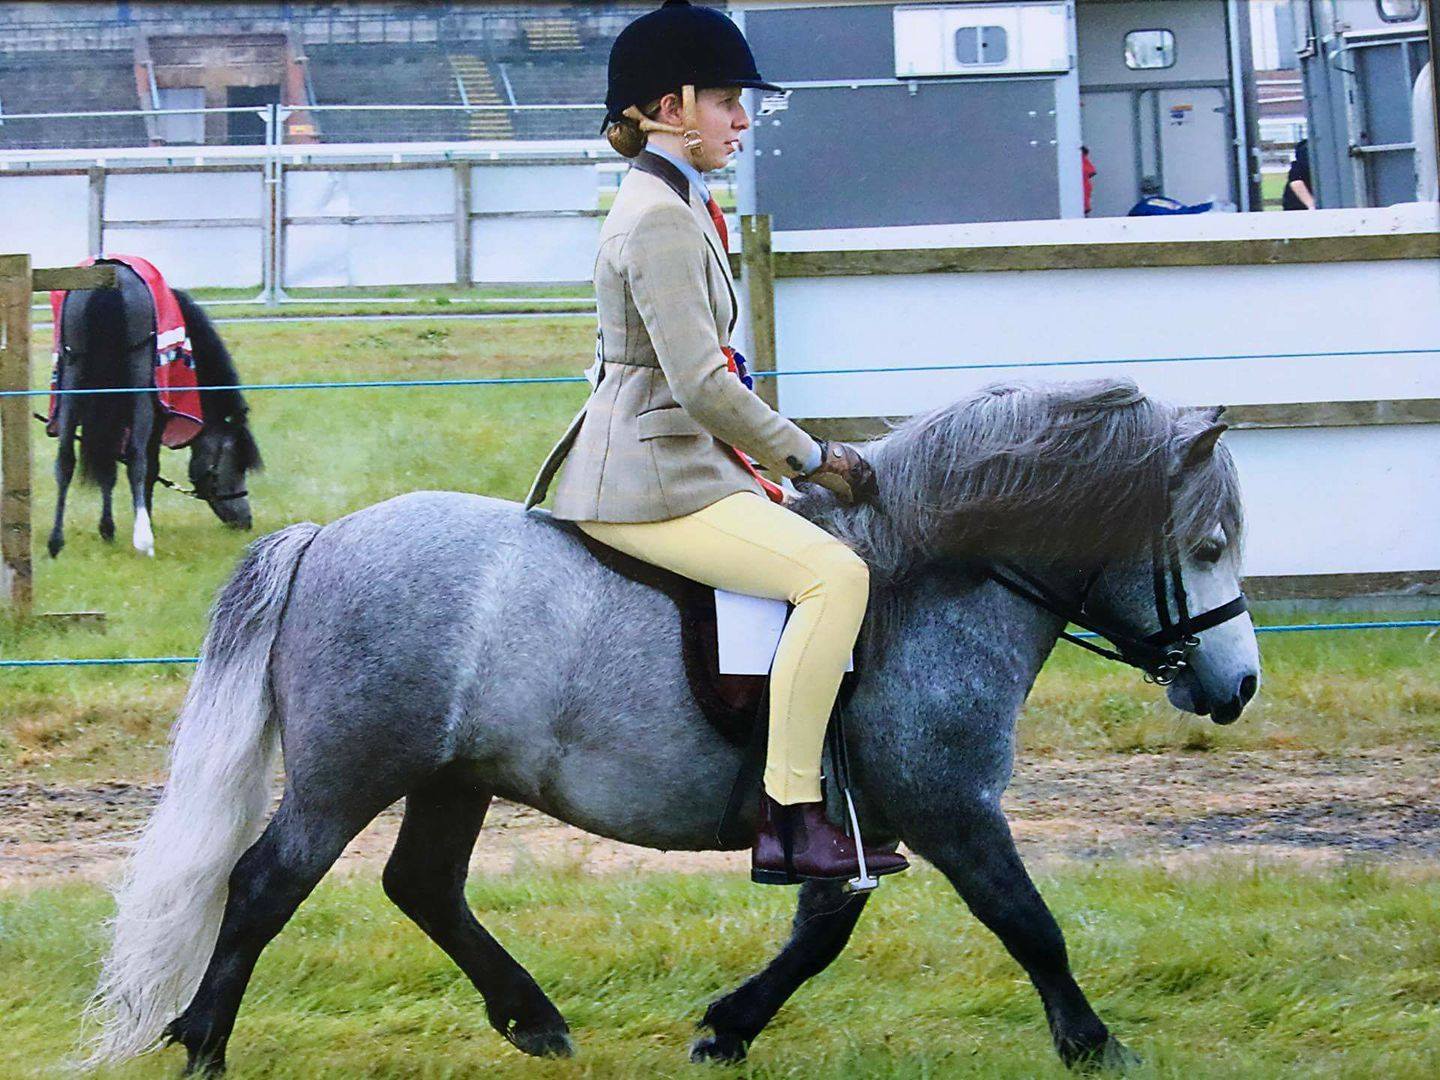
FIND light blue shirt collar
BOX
[647,144,711,205]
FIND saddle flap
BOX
[715,589,855,676]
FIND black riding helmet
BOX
[603,0,783,136]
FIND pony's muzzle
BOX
[1209,673,1258,726]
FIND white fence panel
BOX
[768,259,1440,419]
[1229,425,1440,577]
[470,163,597,212]
[0,175,89,268]
[471,216,599,283]
[284,168,454,287]
[104,171,263,287]
[469,163,599,283]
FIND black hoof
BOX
[1063,1035,1139,1072]
[1099,1038,1141,1071]
[47,535,64,558]
[182,1055,226,1077]
[163,1016,226,1076]
[690,1031,749,1064]
[99,521,115,543]
[507,1024,574,1058]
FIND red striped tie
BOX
[706,195,783,504]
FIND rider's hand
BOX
[797,440,878,505]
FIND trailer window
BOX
[1124,29,1176,70]
[954,25,1009,66]
[1376,0,1420,22]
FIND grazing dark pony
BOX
[48,262,261,558]
[86,379,1258,1073]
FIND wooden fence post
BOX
[454,161,473,287]
[0,253,33,617]
[740,213,778,410]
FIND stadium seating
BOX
[305,43,466,142]
[0,4,645,149]
[502,59,607,139]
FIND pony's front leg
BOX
[48,403,78,557]
[99,483,115,544]
[692,879,870,1064]
[909,804,1136,1070]
[125,400,155,557]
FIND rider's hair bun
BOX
[607,116,647,158]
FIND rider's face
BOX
[693,87,750,171]
[654,87,750,172]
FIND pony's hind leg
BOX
[910,806,1136,1070]
[48,401,79,557]
[123,394,156,556]
[382,768,573,1058]
[691,878,870,1064]
[163,789,378,1075]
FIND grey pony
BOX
[86,378,1260,1074]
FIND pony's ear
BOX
[1178,421,1228,470]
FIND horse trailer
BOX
[1288,0,1434,207]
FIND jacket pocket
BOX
[636,405,707,441]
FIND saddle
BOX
[539,514,859,748]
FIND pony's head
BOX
[188,413,262,530]
[815,378,1260,725]
[1076,405,1259,724]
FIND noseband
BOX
[986,532,1249,686]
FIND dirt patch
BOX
[2,749,1436,889]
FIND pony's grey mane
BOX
[800,378,1243,586]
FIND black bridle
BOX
[986,532,1249,686]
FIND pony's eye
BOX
[1193,538,1225,564]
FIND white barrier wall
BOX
[744,205,1440,580]
[285,167,454,288]
[105,171,264,289]
[0,157,602,288]
[1229,425,1440,577]
[470,164,601,283]
[0,174,89,268]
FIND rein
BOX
[156,474,248,504]
[986,531,1248,686]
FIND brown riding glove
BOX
[798,440,879,505]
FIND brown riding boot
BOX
[751,796,910,885]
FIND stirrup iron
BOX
[841,786,879,893]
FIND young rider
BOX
[525,0,907,886]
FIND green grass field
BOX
[2,313,1437,782]
[3,861,1437,1078]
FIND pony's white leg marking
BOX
[133,506,155,557]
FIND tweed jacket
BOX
[523,152,819,522]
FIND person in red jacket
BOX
[1082,145,1097,216]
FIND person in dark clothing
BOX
[1282,139,1315,210]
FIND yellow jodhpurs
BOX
[577,492,869,805]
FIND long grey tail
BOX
[82,521,321,1066]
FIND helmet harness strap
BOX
[621,84,705,166]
